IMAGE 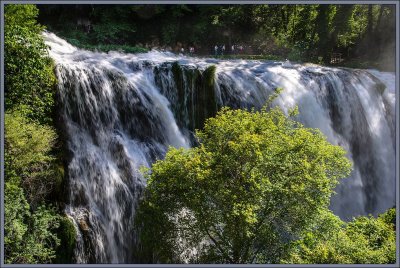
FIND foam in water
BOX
[43,32,396,263]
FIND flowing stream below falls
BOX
[44,32,396,263]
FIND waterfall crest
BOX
[44,32,396,263]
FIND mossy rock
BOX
[366,71,387,95]
[193,65,218,130]
[170,62,186,126]
[55,216,77,263]
[169,63,218,131]
[203,65,216,89]
[375,82,386,95]
[53,163,65,198]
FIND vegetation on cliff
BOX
[4,4,75,264]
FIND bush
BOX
[5,110,59,207]
[65,37,148,53]
[287,41,309,62]
[285,208,396,264]
[4,182,61,264]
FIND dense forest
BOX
[37,4,396,70]
[3,3,397,265]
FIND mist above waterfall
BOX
[44,32,396,264]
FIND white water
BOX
[44,32,396,263]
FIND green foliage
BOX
[4,182,61,264]
[38,4,395,69]
[5,110,56,170]
[67,39,148,53]
[92,22,135,44]
[5,110,60,207]
[137,105,352,263]
[4,110,63,264]
[39,5,148,52]
[5,4,57,124]
[4,5,72,263]
[90,5,137,44]
[285,209,396,264]
[287,41,309,62]
[378,208,396,227]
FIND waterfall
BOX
[44,32,396,263]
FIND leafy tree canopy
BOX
[5,4,56,124]
[137,103,352,263]
[4,182,61,264]
[285,208,396,264]
[4,111,61,264]
[5,110,60,207]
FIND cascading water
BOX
[44,32,396,263]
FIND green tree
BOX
[90,5,137,44]
[4,182,61,264]
[285,208,396,264]
[5,110,61,208]
[137,104,352,263]
[4,111,63,263]
[5,4,56,124]
[330,5,354,49]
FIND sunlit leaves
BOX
[285,208,396,264]
[137,105,352,263]
[5,4,57,124]
[5,181,61,264]
[5,110,60,206]
[4,5,63,263]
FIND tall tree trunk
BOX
[375,5,384,34]
[292,5,297,44]
[364,5,375,60]
[281,7,286,31]
[331,4,354,50]
[315,4,331,64]
[366,5,373,36]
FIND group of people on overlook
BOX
[180,46,196,56]
[214,44,244,56]
[178,44,246,57]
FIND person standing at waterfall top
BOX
[222,44,226,55]
[180,47,185,55]
[214,45,218,56]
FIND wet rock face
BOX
[78,218,90,233]
[156,62,218,131]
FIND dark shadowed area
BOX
[37,4,396,71]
